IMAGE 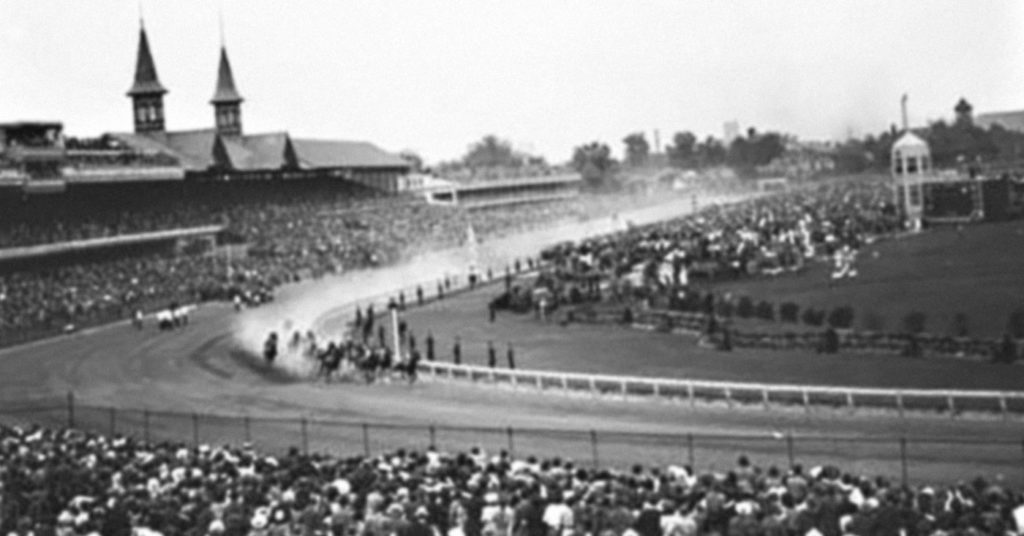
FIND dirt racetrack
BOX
[2,295,1024,487]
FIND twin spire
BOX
[128,22,244,136]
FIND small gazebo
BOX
[891,131,932,229]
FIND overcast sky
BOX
[3,1,1023,164]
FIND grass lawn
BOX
[402,279,1024,391]
[704,221,1024,339]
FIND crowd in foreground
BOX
[2,423,1022,536]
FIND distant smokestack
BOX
[901,94,909,131]
[654,129,661,154]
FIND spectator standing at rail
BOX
[488,341,496,368]
[263,332,278,365]
[507,343,516,370]
[489,301,497,323]
[453,336,462,365]
[427,332,435,361]
[408,348,421,384]
[417,285,424,306]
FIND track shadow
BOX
[226,347,303,385]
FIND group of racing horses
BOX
[262,328,420,384]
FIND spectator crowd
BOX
[535,178,902,310]
[0,179,700,345]
[2,423,1023,536]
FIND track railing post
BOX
[786,431,795,469]
[66,392,75,429]
[590,429,599,468]
[192,413,200,447]
[899,436,909,486]
[362,423,370,457]
[300,417,309,455]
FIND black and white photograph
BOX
[3,1,1024,534]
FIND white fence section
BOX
[418,361,1024,419]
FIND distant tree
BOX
[779,302,800,323]
[736,296,754,319]
[571,142,616,189]
[666,131,697,168]
[827,306,855,329]
[1008,307,1024,339]
[399,150,424,172]
[950,312,970,337]
[695,136,727,168]
[463,135,518,168]
[622,132,650,167]
[901,311,928,334]
[832,139,871,174]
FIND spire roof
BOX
[211,47,243,104]
[127,26,167,96]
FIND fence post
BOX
[786,432,795,468]
[896,393,905,418]
[192,413,200,446]
[244,415,252,443]
[506,427,515,458]
[947,396,956,419]
[429,425,437,448]
[846,391,855,413]
[762,389,770,410]
[66,392,75,429]
[300,417,309,455]
[621,380,628,398]
[653,382,660,397]
[143,409,150,445]
[724,387,733,409]
[108,407,116,437]
[899,436,908,486]
[590,429,599,468]
[362,422,370,457]
[1000,396,1008,420]
[535,374,543,389]
[686,433,695,468]
[589,377,597,396]
[688,382,695,408]
[802,390,810,413]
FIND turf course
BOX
[709,221,1024,339]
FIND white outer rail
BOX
[417,361,1024,418]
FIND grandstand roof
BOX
[127,27,167,97]
[210,47,243,104]
[216,132,291,170]
[291,138,409,169]
[111,131,408,172]
[975,110,1024,132]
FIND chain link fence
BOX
[2,395,1023,487]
